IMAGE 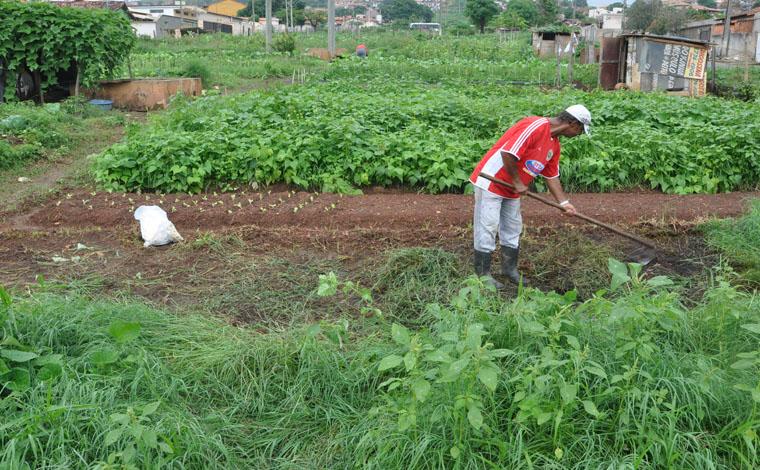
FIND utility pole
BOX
[721,0,732,58]
[569,34,575,84]
[265,0,272,52]
[290,0,295,33]
[251,0,259,31]
[328,0,336,58]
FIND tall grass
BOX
[703,198,760,283]
[2,259,758,468]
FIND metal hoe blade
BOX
[626,246,657,267]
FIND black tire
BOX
[16,67,36,101]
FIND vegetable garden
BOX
[2,23,760,470]
[95,79,760,195]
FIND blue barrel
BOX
[88,99,113,111]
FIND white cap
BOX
[565,104,591,135]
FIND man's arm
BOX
[545,177,577,215]
[500,151,528,194]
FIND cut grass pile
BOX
[703,198,760,284]
[1,259,758,468]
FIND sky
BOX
[587,0,614,6]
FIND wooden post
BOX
[744,36,749,82]
[721,0,732,58]
[556,41,562,88]
[568,35,575,85]
[34,70,44,104]
[265,0,272,53]
[0,61,5,104]
[290,0,294,33]
[711,45,716,91]
[327,0,336,58]
[74,63,81,97]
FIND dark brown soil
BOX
[7,188,757,232]
[0,187,756,318]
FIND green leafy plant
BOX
[273,34,296,55]
[98,401,173,469]
[0,286,63,395]
[0,2,134,96]
[93,77,760,195]
[181,60,212,88]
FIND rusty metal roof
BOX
[622,33,711,48]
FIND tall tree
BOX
[492,10,528,30]
[507,0,539,26]
[380,0,434,23]
[648,6,689,34]
[626,0,658,31]
[626,0,688,34]
[303,8,327,29]
[466,0,499,33]
[537,0,559,26]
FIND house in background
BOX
[129,9,158,38]
[679,7,760,63]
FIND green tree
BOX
[238,0,306,23]
[626,0,688,34]
[626,0,658,31]
[648,6,689,34]
[466,0,499,33]
[507,0,539,26]
[492,10,528,30]
[336,6,367,16]
[303,8,327,29]
[607,2,624,9]
[537,0,559,26]
[380,0,434,23]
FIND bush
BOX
[273,34,296,55]
[181,60,212,87]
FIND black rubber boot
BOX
[500,245,528,286]
[474,250,504,289]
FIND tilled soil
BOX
[4,187,757,232]
[0,187,756,317]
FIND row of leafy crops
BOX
[124,31,597,89]
[94,79,760,194]
[2,259,759,467]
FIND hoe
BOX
[479,172,658,266]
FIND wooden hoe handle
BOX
[477,172,657,249]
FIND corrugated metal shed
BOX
[601,34,711,97]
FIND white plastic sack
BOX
[134,205,183,247]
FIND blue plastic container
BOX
[88,99,113,111]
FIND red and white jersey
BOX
[469,117,561,199]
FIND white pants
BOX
[473,186,522,253]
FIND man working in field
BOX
[469,105,591,288]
